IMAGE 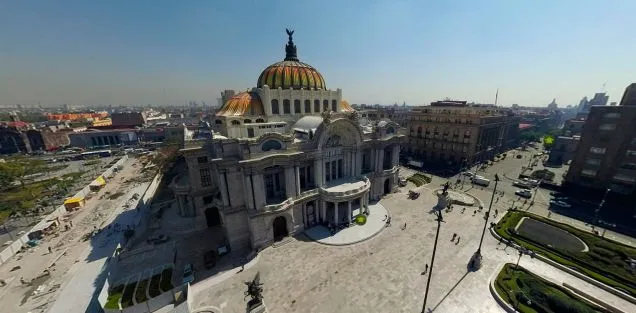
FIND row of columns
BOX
[318,192,370,225]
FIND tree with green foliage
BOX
[543,135,555,150]
[0,156,46,191]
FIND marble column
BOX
[321,200,326,222]
[347,201,352,221]
[334,202,339,225]
[295,166,301,195]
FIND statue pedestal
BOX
[247,299,268,313]
[469,251,483,271]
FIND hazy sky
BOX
[1,0,634,107]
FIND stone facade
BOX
[173,114,403,252]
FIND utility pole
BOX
[472,173,499,270]
[421,208,444,313]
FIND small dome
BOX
[216,92,264,116]
[341,100,354,112]
[257,61,326,90]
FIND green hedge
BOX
[495,211,636,297]
[134,278,149,304]
[495,263,612,313]
[406,173,431,187]
[159,268,173,293]
[104,285,124,309]
[120,281,137,308]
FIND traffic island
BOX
[494,210,636,298]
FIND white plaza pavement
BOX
[304,202,388,245]
[191,183,636,313]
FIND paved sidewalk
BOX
[192,186,636,313]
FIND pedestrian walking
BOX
[401,222,407,230]
[424,264,429,274]
[473,210,476,216]
[382,214,387,221]
[69,220,73,227]
[461,207,465,214]
[495,209,498,216]
[455,237,460,245]
[451,233,457,241]
[48,246,52,254]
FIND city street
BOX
[0,157,147,313]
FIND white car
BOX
[550,200,571,208]
[182,263,195,284]
[515,189,532,198]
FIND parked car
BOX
[204,251,217,269]
[182,263,195,284]
[515,189,532,198]
[553,196,569,202]
[550,200,571,208]
[513,181,532,189]
[522,178,539,186]
[462,172,475,178]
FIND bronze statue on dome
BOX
[286,28,294,42]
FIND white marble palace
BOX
[171,30,403,252]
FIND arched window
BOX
[417,126,422,137]
[244,119,252,124]
[304,100,311,113]
[294,100,301,114]
[314,100,320,113]
[283,99,291,114]
[230,120,240,125]
[215,119,223,125]
[255,118,265,123]
[262,140,282,151]
[271,99,280,114]
[331,100,337,112]
[323,100,329,111]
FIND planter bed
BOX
[159,268,173,293]
[494,263,611,313]
[134,278,149,304]
[495,211,636,297]
[104,285,124,310]
[120,281,138,308]
[148,273,162,298]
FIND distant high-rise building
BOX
[220,90,236,106]
[619,83,636,106]
[547,98,558,109]
[582,92,609,112]
[577,96,589,113]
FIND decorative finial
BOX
[284,28,298,61]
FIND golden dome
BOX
[257,61,326,90]
[341,100,354,112]
[257,29,326,90]
[215,92,264,116]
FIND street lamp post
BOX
[530,179,542,206]
[421,208,444,313]
[515,249,523,269]
[471,173,500,270]
[595,188,610,227]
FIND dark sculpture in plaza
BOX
[244,272,264,307]
[442,181,450,194]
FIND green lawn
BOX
[104,285,124,309]
[494,263,611,313]
[495,211,636,297]
[406,173,431,187]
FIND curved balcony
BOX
[263,197,294,213]
[319,176,370,201]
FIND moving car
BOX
[515,189,532,198]
[550,200,571,208]
[182,263,195,284]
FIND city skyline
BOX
[1,0,634,107]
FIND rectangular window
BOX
[599,124,616,131]
[585,158,601,166]
[332,100,337,112]
[294,100,301,113]
[304,100,311,113]
[283,100,291,114]
[603,112,621,118]
[627,150,636,157]
[200,168,212,187]
[589,147,606,154]
[325,162,330,182]
[197,156,208,164]
[314,100,320,113]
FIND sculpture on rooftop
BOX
[284,28,298,61]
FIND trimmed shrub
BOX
[104,285,124,309]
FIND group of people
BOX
[451,233,461,245]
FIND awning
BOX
[89,176,106,187]
[64,197,84,205]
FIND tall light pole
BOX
[530,179,542,206]
[471,173,499,270]
[421,202,445,313]
[595,188,610,226]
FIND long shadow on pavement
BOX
[430,271,470,312]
